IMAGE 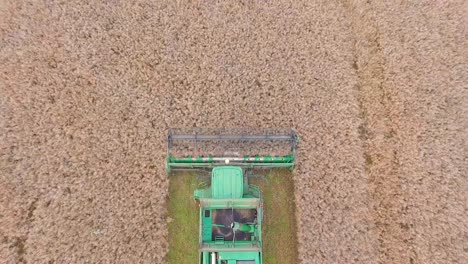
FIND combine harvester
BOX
[166,128,299,264]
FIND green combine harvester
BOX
[167,128,299,264]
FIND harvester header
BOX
[166,128,299,172]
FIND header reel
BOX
[166,128,299,173]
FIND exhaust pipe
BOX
[211,252,216,264]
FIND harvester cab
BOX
[166,128,299,264]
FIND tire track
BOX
[343,1,415,263]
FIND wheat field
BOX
[1,1,466,263]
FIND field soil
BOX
[1,1,466,263]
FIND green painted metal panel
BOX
[168,154,295,164]
[200,241,261,251]
[167,162,295,172]
[201,252,210,264]
[166,154,296,172]
[211,167,244,199]
[218,252,260,264]
[202,209,212,241]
